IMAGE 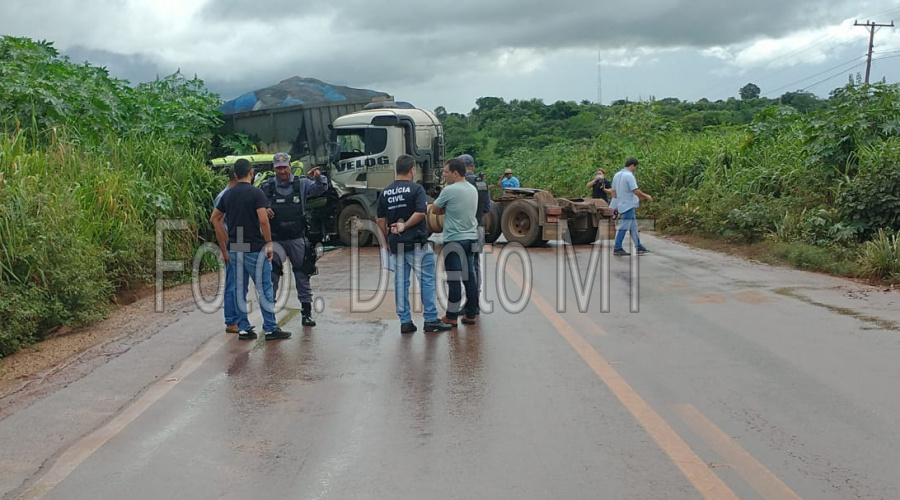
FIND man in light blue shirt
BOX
[610,157,653,256]
[497,168,520,189]
[432,158,479,326]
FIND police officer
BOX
[260,152,329,326]
[459,154,491,309]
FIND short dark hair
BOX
[625,157,639,168]
[226,167,237,181]
[396,154,416,175]
[446,158,466,177]
[233,158,252,179]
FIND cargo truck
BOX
[211,77,445,246]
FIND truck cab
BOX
[327,103,444,245]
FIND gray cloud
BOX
[199,0,852,49]
[1,0,891,113]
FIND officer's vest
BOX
[262,177,306,240]
[467,173,490,224]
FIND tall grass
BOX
[0,128,222,357]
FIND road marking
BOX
[15,332,233,500]
[675,404,805,500]
[499,258,742,500]
[11,247,336,500]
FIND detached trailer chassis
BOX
[483,188,616,247]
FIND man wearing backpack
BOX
[259,152,329,326]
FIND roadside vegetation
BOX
[441,80,900,284]
[0,37,223,357]
[2,34,899,358]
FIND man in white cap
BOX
[498,168,520,188]
[259,152,329,326]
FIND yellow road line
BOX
[500,258,742,500]
[675,404,804,500]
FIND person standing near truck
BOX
[460,154,491,309]
[214,167,239,334]
[259,152,329,327]
[211,159,291,340]
[498,168,520,189]
[587,168,613,203]
[377,155,453,334]
[432,158,480,326]
[610,157,653,256]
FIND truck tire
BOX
[484,201,502,244]
[569,213,598,245]
[338,204,373,247]
[501,199,542,247]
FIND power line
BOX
[800,62,866,92]
[762,55,867,96]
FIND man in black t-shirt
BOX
[211,158,291,341]
[587,168,613,202]
[376,154,452,334]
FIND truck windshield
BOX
[336,128,387,159]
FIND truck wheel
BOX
[569,213,598,245]
[338,204,373,247]
[501,199,542,247]
[484,201,502,243]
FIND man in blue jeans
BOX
[432,158,480,326]
[610,157,653,256]
[213,167,239,333]
[211,158,292,341]
[377,155,453,334]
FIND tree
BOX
[779,91,820,113]
[740,83,761,100]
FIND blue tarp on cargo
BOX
[219,76,390,115]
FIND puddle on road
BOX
[775,287,900,332]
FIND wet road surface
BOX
[2,234,900,500]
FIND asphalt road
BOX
[2,234,900,500]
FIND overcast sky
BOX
[2,0,900,113]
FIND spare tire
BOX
[501,199,542,246]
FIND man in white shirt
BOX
[610,158,653,256]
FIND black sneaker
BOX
[400,322,417,334]
[423,320,453,332]
[636,247,650,255]
[302,315,317,327]
[238,327,257,340]
[264,327,292,341]
[613,248,630,256]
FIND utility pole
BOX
[596,49,602,105]
[855,20,894,84]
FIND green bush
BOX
[858,229,900,281]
